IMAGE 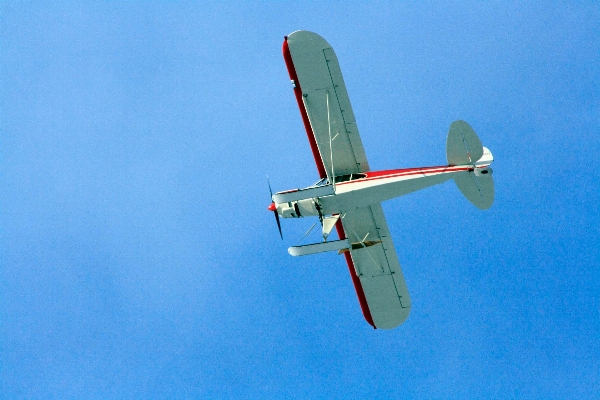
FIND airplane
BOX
[268,30,494,330]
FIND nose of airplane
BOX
[267,203,276,212]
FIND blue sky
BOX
[1,2,599,398]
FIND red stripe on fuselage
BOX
[335,165,472,187]
[365,165,454,177]
[282,37,327,179]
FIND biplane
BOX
[269,31,494,329]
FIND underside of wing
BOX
[337,204,411,329]
[284,30,370,179]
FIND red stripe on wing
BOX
[283,36,373,329]
[335,219,376,329]
[282,37,327,179]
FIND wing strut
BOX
[297,222,318,245]
[326,90,337,191]
[345,225,384,274]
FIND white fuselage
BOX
[274,163,492,219]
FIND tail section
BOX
[446,120,494,210]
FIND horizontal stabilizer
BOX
[447,120,483,166]
[454,168,494,210]
[288,239,349,256]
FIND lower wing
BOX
[338,204,411,329]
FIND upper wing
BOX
[283,31,409,329]
[338,204,411,329]
[284,31,370,179]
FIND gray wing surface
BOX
[341,204,411,329]
[287,30,370,177]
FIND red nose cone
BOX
[268,203,276,212]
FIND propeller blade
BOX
[267,176,274,199]
[267,176,282,239]
[274,210,283,240]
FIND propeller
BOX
[267,177,283,239]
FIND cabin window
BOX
[336,174,353,183]
[334,173,366,183]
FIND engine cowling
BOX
[277,198,320,218]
